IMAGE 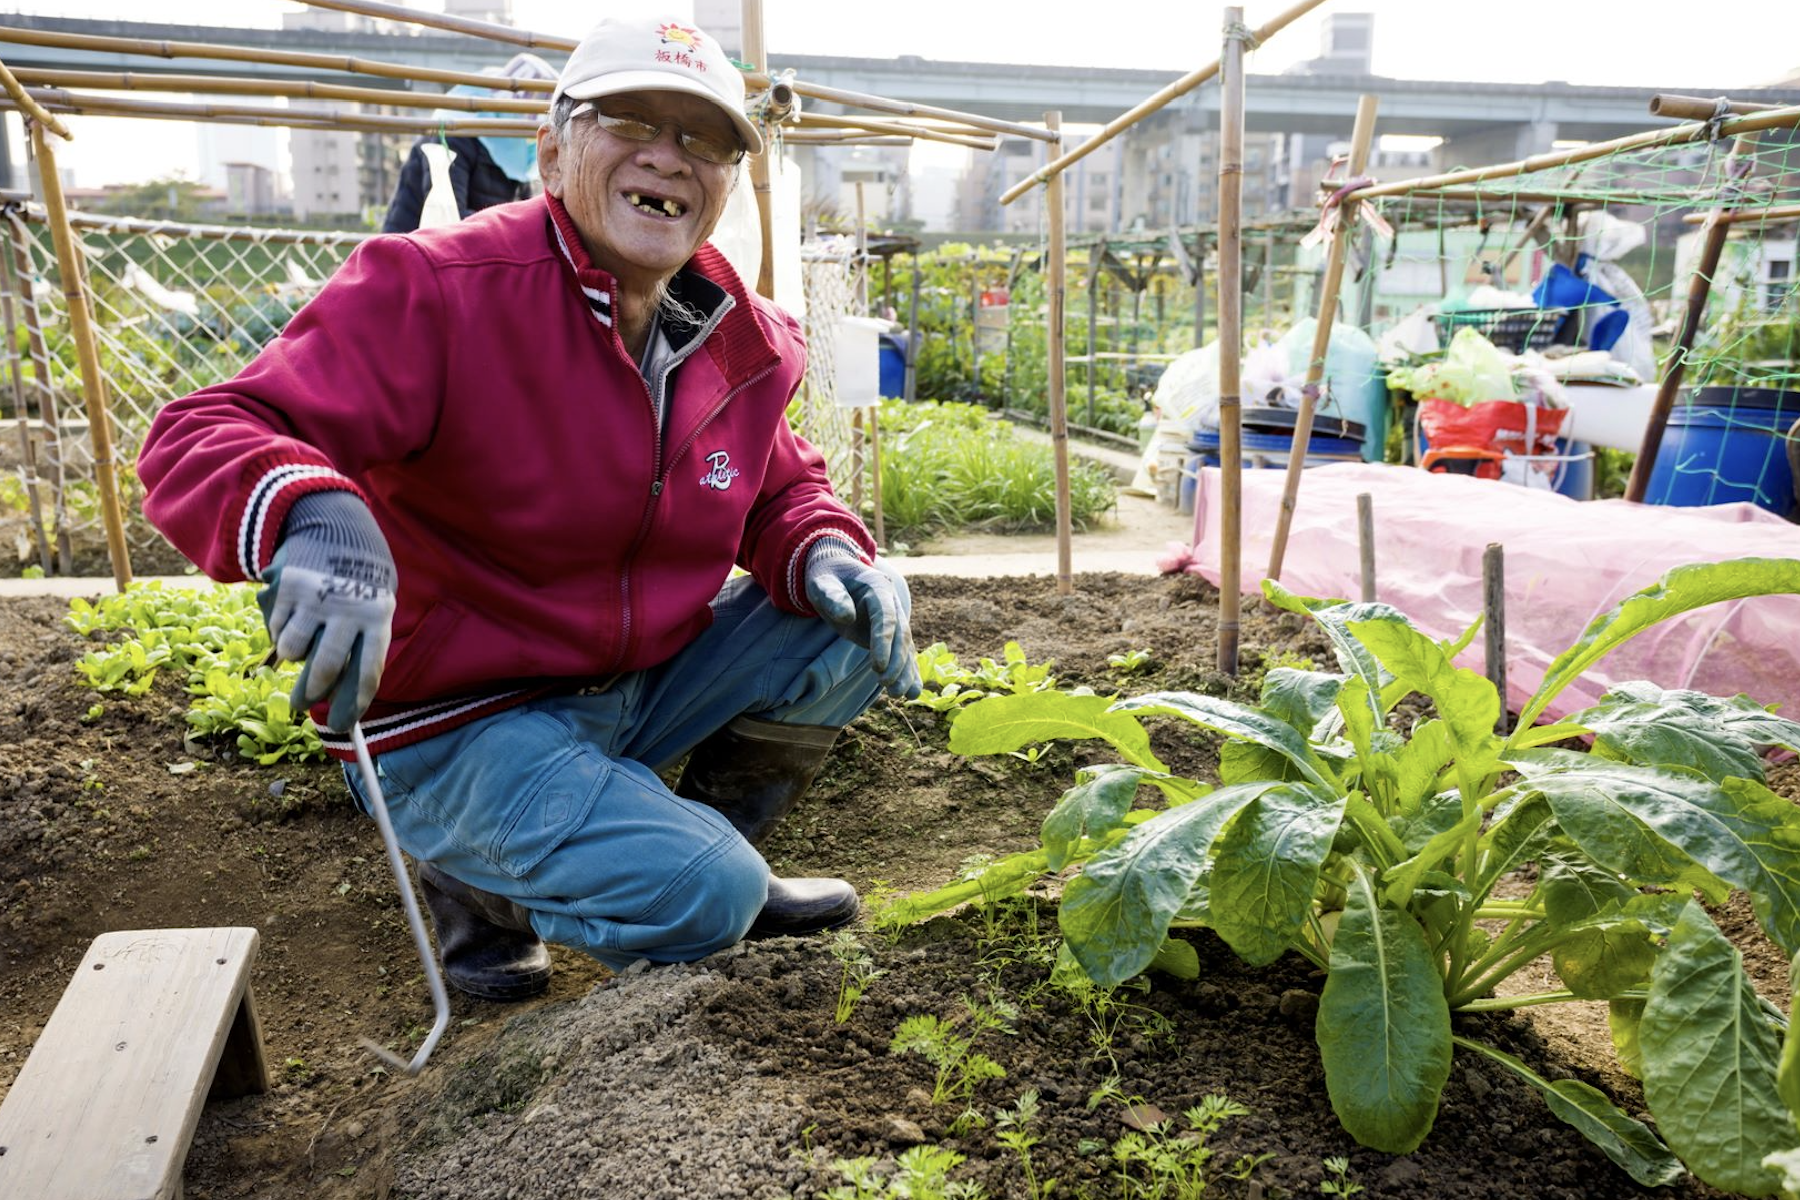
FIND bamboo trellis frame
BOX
[1215,9,1249,673]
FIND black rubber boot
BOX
[674,715,860,937]
[417,861,552,1001]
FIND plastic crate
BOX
[1431,307,1569,353]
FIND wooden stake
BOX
[1267,94,1379,582]
[1045,112,1073,596]
[1000,0,1328,206]
[1357,492,1376,603]
[1483,543,1508,735]
[1626,133,1759,502]
[1215,7,1248,676]
[31,122,130,591]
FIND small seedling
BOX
[995,1089,1057,1199]
[1109,1095,1268,1200]
[890,995,1015,1107]
[1107,648,1156,674]
[828,929,885,1024]
[1320,1155,1364,1197]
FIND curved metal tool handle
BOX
[350,722,451,1076]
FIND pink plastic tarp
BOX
[1188,462,1800,722]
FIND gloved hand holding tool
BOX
[803,539,922,700]
[256,491,449,1074]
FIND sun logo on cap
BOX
[656,23,704,52]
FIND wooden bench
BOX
[0,927,269,1200]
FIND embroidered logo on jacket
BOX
[700,450,740,491]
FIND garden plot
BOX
[0,573,1794,1200]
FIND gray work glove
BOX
[803,538,922,700]
[256,490,397,729]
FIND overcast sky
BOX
[12,0,1800,186]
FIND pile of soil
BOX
[0,572,1786,1199]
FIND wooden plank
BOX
[0,927,266,1200]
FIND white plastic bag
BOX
[1578,211,1655,382]
[417,143,462,230]
[1242,340,1302,409]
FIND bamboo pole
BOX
[1000,0,1328,206]
[1649,93,1776,121]
[1215,8,1248,676]
[1266,94,1379,583]
[741,0,777,301]
[771,78,1056,144]
[1344,104,1800,204]
[298,0,577,52]
[858,184,885,551]
[1626,132,1760,503]
[904,258,921,403]
[1045,112,1072,596]
[30,123,130,591]
[1087,239,1102,424]
[9,67,547,113]
[1483,543,1507,735]
[0,24,551,94]
[0,55,70,138]
[0,221,51,573]
[6,209,68,572]
[1683,203,1800,225]
[796,113,997,150]
[782,133,912,146]
[15,88,538,137]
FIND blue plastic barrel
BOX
[878,333,907,399]
[1644,386,1800,519]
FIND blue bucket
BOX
[1644,386,1800,519]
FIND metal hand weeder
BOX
[349,721,451,1075]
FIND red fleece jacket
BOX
[138,194,872,757]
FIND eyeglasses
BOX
[570,101,746,166]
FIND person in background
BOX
[381,52,556,233]
[138,13,921,1002]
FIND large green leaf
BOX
[1609,998,1646,1080]
[1641,901,1789,1196]
[1537,848,1637,923]
[1474,792,1556,901]
[1112,692,1335,790]
[1259,667,1346,736]
[1059,782,1276,986]
[949,690,1164,771]
[1042,764,1155,872]
[1518,558,1800,731]
[1539,851,1658,999]
[1720,778,1800,957]
[1456,1035,1684,1188]
[1351,617,1501,771]
[1210,784,1346,966]
[1506,752,1738,907]
[1388,720,1456,818]
[1219,739,1317,785]
[1316,863,1452,1154]
[1262,582,1397,719]
[1573,682,1771,783]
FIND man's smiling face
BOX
[538,89,740,291]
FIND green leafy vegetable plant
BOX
[911,640,1059,713]
[829,929,885,1024]
[1109,1094,1268,1200]
[889,558,1800,1195]
[1107,648,1157,674]
[890,995,1015,1110]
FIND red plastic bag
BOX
[1417,398,1568,480]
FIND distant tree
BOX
[92,176,211,222]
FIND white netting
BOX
[794,240,867,495]
[1,199,367,571]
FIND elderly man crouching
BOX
[137,13,921,1001]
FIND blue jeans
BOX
[343,570,907,969]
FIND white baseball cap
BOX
[553,15,763,156]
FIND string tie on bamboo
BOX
[1300,158,1393,250]
[1702,96,1734,144]
[1222,20,1263,50]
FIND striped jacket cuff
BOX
[236,457,365,581]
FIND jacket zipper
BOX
[608,359,780,673]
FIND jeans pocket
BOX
[481,740,607,879]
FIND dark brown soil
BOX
[0,573,1784,1199]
